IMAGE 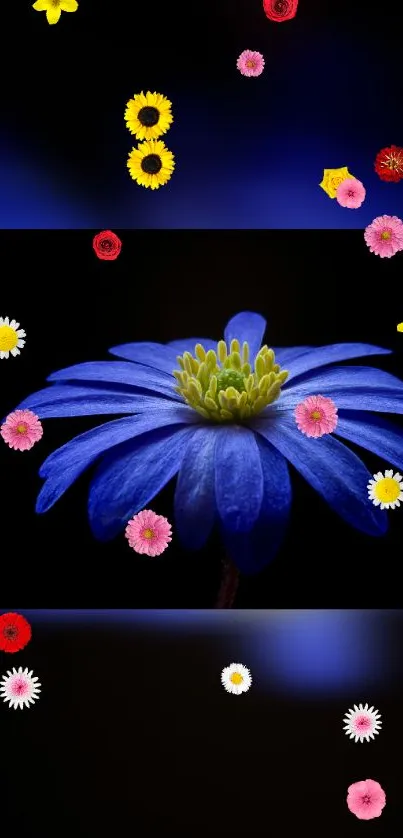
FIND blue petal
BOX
[224,312,266,358]
[16,384,177,419]
[47,361,181,401]
[221,435,291,575]
[254,413,387,536]
[336,411,403,470]
[174,426,219,549]
[168,338,218,354]
[279,366,403,413]
[88,425,195,540]
[273,346,312,365]
[108,342,179,374]
[284,343,392,382]
[215,426,264,533]
[36,406,198,513]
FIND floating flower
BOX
[127,139,175,190]
[368,469,403,509]
[347,779,386,820]
[124,91,173,141]
[319,166,354,199]
[0,317,26,360]
[343,703,382,742]
[374,145,403,183]
[236,50,265,77]
[14,312,403,574]
[263,0,298,22]
[0,667,41,709]
[125,509,172,556]
[294,394,338,438]
[32,0,78,24]
[336,178,366,209]
[221,663,252,695]
[93,230,122,261]
[364,214,403,258]
[1,409,43,451]
[0,613,32,654]
[397,323,403,332]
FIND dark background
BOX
[1,230,403,608]
[1,610,402,836]
[0,0,403,227]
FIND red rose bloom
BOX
[263,0,298,22]
[374,145,403,183]
[93,230,122,261]
[0,612,32,653]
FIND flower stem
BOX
[215,558,240,608]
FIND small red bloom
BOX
[263,0,298,22]
[374,145,403,183]
[0,612,32,653]
[92,230,122,261]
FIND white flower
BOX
[0,667,41,709]
[221,663,252,695]
[343,703,382,742]
[368,469,403,510]
[0,316,26,359]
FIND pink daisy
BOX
[336,177,366,209]
[294,394,338,438]
[347,779,386,820]
[0,409,43,451]
[125,509,172,557]
[236,50,265,77]
[364,214,403,258]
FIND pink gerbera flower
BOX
[125,509,172,556]
[347,779,386,820]
[0,409,43,451]
[336,178,366,209]
[294,394,338,438]
[236,50,265,77]
[364,214,403,258]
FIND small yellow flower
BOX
[127,139,175,190]
[32,0,78,25]
[397,323,403,332]
[319,166,355,199]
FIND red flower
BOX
[92,230,122,261]
[374,145,403,183]
[263,0,298,22]
[0,612,32,653]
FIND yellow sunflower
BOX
[124,91,173,140]
[127,139,175,190]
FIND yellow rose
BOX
[319,166,355,199]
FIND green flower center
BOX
[173,339,289,423]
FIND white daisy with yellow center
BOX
[367,469,403,510]
[221,663,252,695]
[0,317,26,359]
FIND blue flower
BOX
[16,311,403,574]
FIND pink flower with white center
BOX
[1,409,43,451]
[336,177,366,209]
[343,703,382,742]
[125,509,172,556]
[294,394,338,438]
[0,667,41,709]
[347,779,386,820]
[364,214,403,258]
[236,50,265,77]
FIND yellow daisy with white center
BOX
[32,0,78,25]
[0,317,26,360]
[124,91,173,141]
[367,469,403,510]
[221,663,252,695]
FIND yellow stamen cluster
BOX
[173,339,289,422]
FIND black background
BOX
[1,230,403,608]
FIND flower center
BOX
[3,625,18,639]
[141,154,162,175]
[138,106,160,127]
[0,325,18,351]
[381,230,391,240]
[173,339,289,423]
[246,60,255,68]
[142,528,155,539]
[375,477,400,502]
[13,679,28,696]
[311,410,322,421]
[356,715,371,729]
[274,0,288,12]
[230,672,243,685]
[16,423,27,434]
[362,795,371,806]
